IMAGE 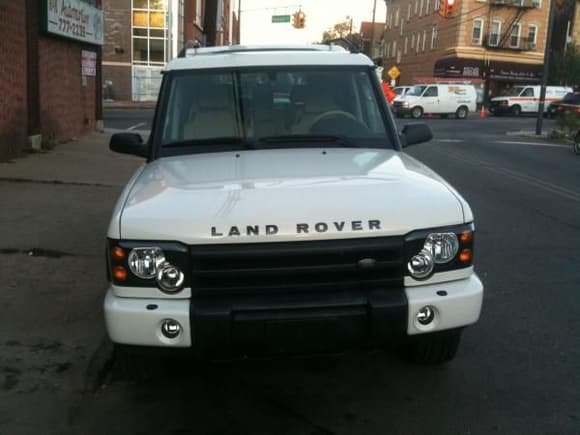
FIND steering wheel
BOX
[308,110,370,136]
[309,110,358,128]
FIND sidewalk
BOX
[0,132,143,187]
[103,100,157,110]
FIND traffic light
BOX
[292,10,306,28]
[441,0,457,17]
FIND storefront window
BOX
[150,12,165,28]
[132,0,167,66]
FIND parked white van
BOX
[489,85,572,116]
[392,84,477,119]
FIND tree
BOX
[550,45,580,87]
[321,20,362,51]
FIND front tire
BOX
[511,105,522,117]
[455,106,468,119]
[574,131,580,155]
[400,329,462,365]
[411,106,423,119]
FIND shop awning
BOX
[434,57,543,82]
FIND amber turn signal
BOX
[111,246,126,261]
[459,231,473,243]
[459,249,472,263]
[113,266,128,281]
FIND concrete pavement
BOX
[0,133,143,187]
[0,133,142,435]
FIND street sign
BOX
[388,66,401,80]
[272,15,291,23]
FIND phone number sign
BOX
[45,0,104,46]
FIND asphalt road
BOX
[104,108,155,131]
[2,114,579,434]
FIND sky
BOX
[235,0,388,44]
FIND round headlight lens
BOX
[128,247,165,279]
[408,249,434,279]
[156,262,185,293]
[424,233,459,264]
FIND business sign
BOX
[81,50,97,76]
[45,0,104,46]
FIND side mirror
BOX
[400,123,433,147]
[109,133,148,157]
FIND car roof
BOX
[165,44,375,71]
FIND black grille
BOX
[190,237,404,295]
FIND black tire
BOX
[411,106,423,119]
[574,132,580,155]
[511,105,522,117]
[400,329,462,365]
[455,106,468,119]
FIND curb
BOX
[103,101,156,110]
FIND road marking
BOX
[127,122,146,131]
[495,140,570,149]
[438,149,580,202]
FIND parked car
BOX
[489,85,572,116]
[105,44,483,366]
[547,92,580,118]
[392,83,477,119]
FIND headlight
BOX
[408,248,434,279]
[424,233,459,264]
[156,262,185,293]
[402,101,410,108]
[107,240,190,290]
[405,224,474,280]
[128,247,165,279]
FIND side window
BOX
[424,86,438,97]
[521,88,534,97]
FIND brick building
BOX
[360,21,387,58]
[0,0,103,161]
[382,0,551,98]
[103,0,238,102]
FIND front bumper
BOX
[104,273,483,356]
[392,105,412,116]
[489,104,510,114]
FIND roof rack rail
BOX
[181,44,347,58]
[323,38,361,54]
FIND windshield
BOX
[406,85,426,97]
[159,67,390,152]
[563,92,580,104]
[502,86,525,97]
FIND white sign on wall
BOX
[45,0,104,46]
[81,50,97,76]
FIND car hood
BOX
[115,148,468,244]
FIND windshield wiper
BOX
[257,135,359,148]
[163,137,257,149]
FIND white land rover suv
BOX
[105,44,483,364]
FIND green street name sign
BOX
[272,15,291,23]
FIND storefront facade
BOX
[0,0,103,161]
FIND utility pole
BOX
[237,0,241,44]
[370,0,377,57]
[536,0,556,135]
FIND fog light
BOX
[408,249,434,279]
[416,305,436,326]
[161,319,181,339]
[156,262,185,293]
